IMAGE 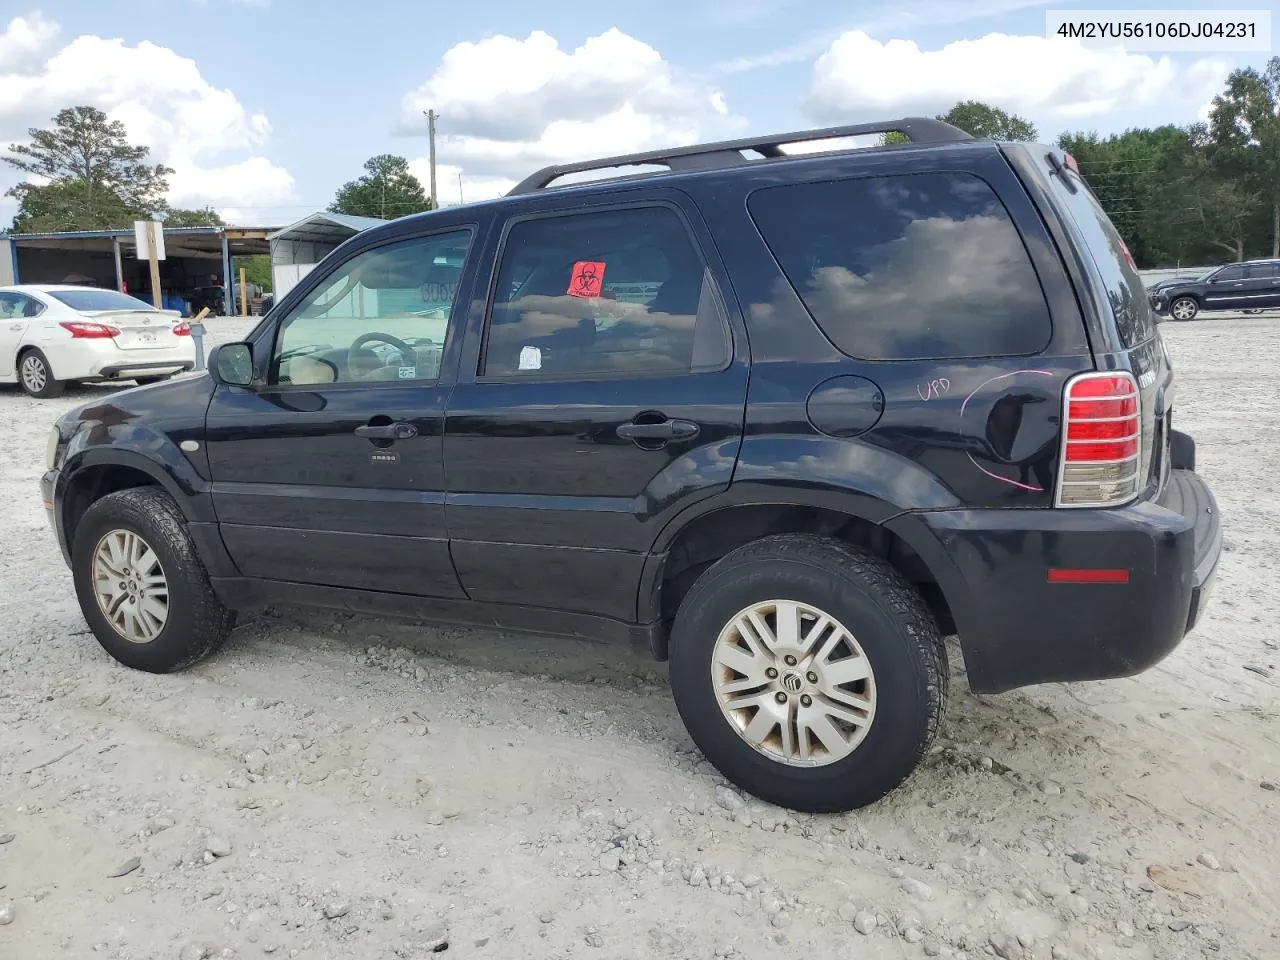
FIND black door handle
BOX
[355,421,417,440]
[616,419,700,442]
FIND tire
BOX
[133,375,172,386]
[1169,296,1199,321]
[18,349,65,398]
[668,534,947,812]
[71,487,235,673]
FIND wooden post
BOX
[239,266,248,317]
[145,221,163,309]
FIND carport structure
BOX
[1,225,275,315]
[268,212,385,300]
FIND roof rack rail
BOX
[506,117,971,196]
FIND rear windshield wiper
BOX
[1044,152,1079,195]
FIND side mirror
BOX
[209,342,255,387]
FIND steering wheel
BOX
[278,342,332,362]
[348,332,417,379]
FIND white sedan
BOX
[0,285,197,398]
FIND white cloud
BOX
[0,13,294,224]
[0,12,58,72]
[407,159,515,206]
[167,156,294,209]
[804,31,1227,127]
[399,28,743,192]
[713,0,1055,74]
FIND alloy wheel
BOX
[712,599,877,767]
[20,355,47,394]
[92,528,170,643]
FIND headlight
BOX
[46,425,63,471]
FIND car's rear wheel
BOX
[72,487,235,672]
[668,534,947,812]
[18,349,65,398]
[1170,296,1199,321]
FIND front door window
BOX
[272,230,471,386]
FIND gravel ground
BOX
[1,315,1277,960]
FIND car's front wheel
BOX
[1170,296,1200,321]
[18,349,65,398]
[668,534,947,812]
[71,487,235,672]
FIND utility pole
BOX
[424,109,438,209]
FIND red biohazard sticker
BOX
[567,261,606,298]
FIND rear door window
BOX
[747,172,1052,360]
[482,206,730,378]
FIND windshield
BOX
[48,289,158,313]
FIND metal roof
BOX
[268,212,386,245]
[9,225,257,242]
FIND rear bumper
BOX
[891,468,1220,694]
[88,359,195,380]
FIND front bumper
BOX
[894,468,1220,694]
[41,468,70,566]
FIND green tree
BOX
[8,178,126,232]
[237,254,272,292]
[3,106,172,231]
[329,154,433,220]
[938,101,1037,141]
[164,206,225,227]
[1057,123,1268,267]
[1209,57,1280,256]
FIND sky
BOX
[0,0,1270,227]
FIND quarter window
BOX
[748,172,1053,360]
[271,230,471,386]
[482,206,729,378]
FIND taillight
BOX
[173,322,191,336]
[59,321,121,339]
[1056,371,1141,507]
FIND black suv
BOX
[1148,258,1280,320]
[40,119,1221,812]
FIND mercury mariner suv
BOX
[41,118,1221,812]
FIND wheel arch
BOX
[640,493,965,660]
[61,452,192,552]
[16,342,56,380]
